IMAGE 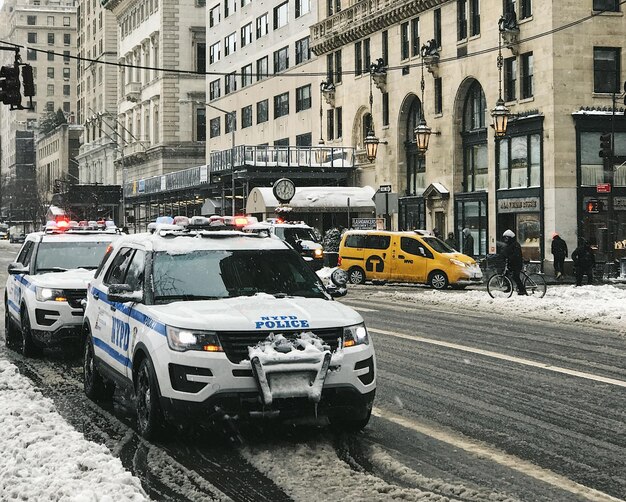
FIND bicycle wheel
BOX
[487,274,514,299]
[524,273,547,298]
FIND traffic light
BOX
[0,64,22,108]
[586,199,601,213]
[599,132,612,159]
[21,64,35,97]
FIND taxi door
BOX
[390,236,428,283]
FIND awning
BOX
[246,186,376,214]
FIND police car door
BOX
[7,239,35,324]
[94,247,135,379]
[119,247,146,380]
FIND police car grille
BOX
[64,289,87,309]
[218,328,342,364]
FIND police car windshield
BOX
[422,237,455,254]
[276,227,318,243]
[152,249,326,303]
[35,241,111,272]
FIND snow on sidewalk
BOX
[0,360,149,501]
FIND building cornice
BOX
[311,0,446,56]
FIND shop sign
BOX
[352,218,377,230]
[615,197,626,211]
[498,197,540,213]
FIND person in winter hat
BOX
[572,237,595,286]
[444,232,458,250]
[500,229,527,295]
[462,228,474,258]
[551,232,568,280]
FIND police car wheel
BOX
[83,333,114,402]
[19,309,42,358]
[135,357,164,439]
[348,267,366,285]
[329,407,371,432]
[428,271,449,290]
[5,301,19,349]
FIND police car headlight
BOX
[449,258,467,268]
[36,287,67,302]
[314,248,323,258]
[166,326,223,352]
[343,323,369,348]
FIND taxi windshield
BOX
[35,241,111,272]
[151,249,326,303]
[421,237,455,254]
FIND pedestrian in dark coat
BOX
[444,232,458,250]
[462,228,475,258]
[572,238,595,286]
[551,232,568,280]
[500,229,527,295]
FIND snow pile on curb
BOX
[0,360,149,501]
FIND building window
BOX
[296,84,311,112]
[241,23,252,47]
[462,82,488,192]
[195,41,206,73]
[519,0,532,19]
[295,36,310,65]
[593,0,619,11]
[225,112,236,133]
[274,92,289,118]
[241,0,251,6]
[336,107,343,138]
[64,33,70,45]
[209,42,220,64]
[224,0,235,17]
[27,15,36,25]
[256,13,268,38]
[210,117,220,138]
[327,50,342,84]
[504,57,516,101]
[497,134,541,189]
[273,46,289,73]
[257,99,268,123]
[593,47,620,93]
[63,51,70,63]
[434,8,441,47]
[63,16,70,26]
[296,133,312,146]
[209,5,220,27]
[273,1,289,30]
[257,56,269,81]
[470,0,480,35]
[63,67,70,78]
[295,0,310,18]
[224,32,236,56]
[46,101,54,112]
[241,63,252,87]
[355,41,363,75]
[47,67,54,78]
[434,77,442,114]
[400,23,409,60]
[225,72,236,94]
[327,108,334,140]
[209,79,221,100]
[457,0,467,41]
[28,32,37,43]
[195,108,206,141]
[382,30,389,65]
[327,0,341,16]
[47,51,54,61]
[520,51,533,99]
[411,18,420,57]
[196,0,206,6]
[27,49,37,61]
[242,105,252,128]
[63,85,70,96]
[47,84,54,96]
[48,32,55,44]
[63,102,70,113]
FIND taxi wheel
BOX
[83,333,114,402]
[348,267,366,285]
[20,308,42,358]
[135,357,165,440]
[5,299,19,349]
[428,271,449,290]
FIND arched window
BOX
[405,97,424,195]
[461,81,487,192]
[463,81,486,132]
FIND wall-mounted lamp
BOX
[364,60,389,163]
[491,19,511,138]
[415,45,433,156]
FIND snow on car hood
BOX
[299,239,322,251]
[143,294,362,331]
[445,252,477,265]
[31,268,95,289]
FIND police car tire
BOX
[4,299,19,349]
[135,357,165,440]
[348,267,366,285]
[428,271,449,290]
[20,308,42,358]
[83,333,114,402]
[329,407,371,432]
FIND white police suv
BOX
[5,222,121,356]
[82,221,376,439]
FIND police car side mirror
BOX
[108,284,143,303]
[330,268,348,287]
[8,262,28,275]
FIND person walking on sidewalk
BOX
[572,238,595,286]
[445,232,458,250]
[551,232,568,280]
[462,228,475,258]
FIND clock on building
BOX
[272,178,296,204]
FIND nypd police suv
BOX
[82,218,376,438]
[5,221,121,356]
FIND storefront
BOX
[496,192,543,261]
[398,196,425,231]
[455,192,488,258]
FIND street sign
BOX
[379,184,392,193]
[597,183,612,193]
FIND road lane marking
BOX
[369,328,626,389]
[351,306,379,312]
[373,407,623,502]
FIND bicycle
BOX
[486,260,547,299]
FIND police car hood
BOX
[298,239,322,251]
[147,294,362,331]
[32,268,95,289]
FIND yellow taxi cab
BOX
[338,230,482,289]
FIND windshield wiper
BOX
[36,267,68,273]
[155,294,222,302]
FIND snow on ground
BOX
[374,284,626,335]
[0,360,149,501]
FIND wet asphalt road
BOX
[1,240,624,502]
